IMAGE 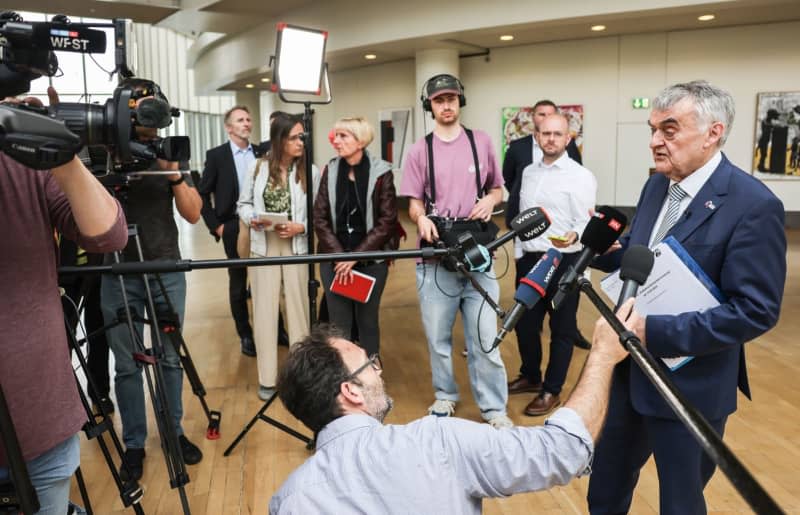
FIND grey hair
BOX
[652,80,735,146]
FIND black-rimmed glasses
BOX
[346,354,383,380]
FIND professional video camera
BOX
[0,12,189,171]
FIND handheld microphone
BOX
[492,248,562,348]
[485,207,551,253]
[551,206,628,310]
[615,245,655,311]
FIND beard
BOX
[363,379,394,423]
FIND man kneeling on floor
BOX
[269,300,638,514]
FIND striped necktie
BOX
[652,183,687,244]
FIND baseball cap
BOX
[426,74,461,100]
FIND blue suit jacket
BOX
[594,154,786,420]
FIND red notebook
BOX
[330,270,376,304]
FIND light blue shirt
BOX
[269,408,593,514]
[229,140,255,194]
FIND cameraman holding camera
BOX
[0,85,128,512]
[100,79,204,481]
[399,74,511,429]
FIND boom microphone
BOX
[551,206,628,310]
[615,245,654,311]
[11,21,108,53]
[492,248,562,348]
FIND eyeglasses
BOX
[346,354,383,380]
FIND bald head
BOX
[536,114,571,163]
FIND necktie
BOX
[652,183,687,244]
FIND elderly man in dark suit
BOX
[503,99,591,352]
[198,105,265,356]
[588,80,786,515]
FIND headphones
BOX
[420,74,466,113]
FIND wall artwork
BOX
[753,91,800,179]
[378,107,412,170]
[501,104,584,161]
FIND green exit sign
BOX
[632,97,650,109]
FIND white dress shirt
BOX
[515,153,597,258]
[647,151,721,247]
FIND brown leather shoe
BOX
[524,391,561,416]
[507,376,543,395]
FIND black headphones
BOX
[420,74,466,112]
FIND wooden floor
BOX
[70,215,800,514]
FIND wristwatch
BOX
[168,175,185,186]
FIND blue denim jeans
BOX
[101,272,186,450]
[415,263,508,420]
[0,434,79,515]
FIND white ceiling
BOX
[9,0,800,90]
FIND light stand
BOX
[272,22,332,328]
[576,277,785,515]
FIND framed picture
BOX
[378,107,412,170]
[500,104,584,161]
[752,91,800,178]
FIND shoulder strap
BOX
[463,128,484,199]
[425,128,485,213]
[425,132,436,210]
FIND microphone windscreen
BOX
[515,248,561,307]
[619,244,655,284]
[580,206,628,253]
[511,207,551,242]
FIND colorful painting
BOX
[752,91,800,178]
[501,104,584,161]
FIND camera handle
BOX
[0,104,80,169]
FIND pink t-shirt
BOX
[399,128,503,222]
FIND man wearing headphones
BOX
[399,74,512,428]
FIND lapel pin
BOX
[705,200,716,211]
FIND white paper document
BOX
[257,212,289,231]
[600,237,725,371]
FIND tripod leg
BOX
[68,329,146,513]
[158,313,221,440]
[223,394,277,456]
[223,391,312,456]
[73,467,92,515]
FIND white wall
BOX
[296,20,800,210]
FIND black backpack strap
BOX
[425,132,436,213]
[463,127,484,199]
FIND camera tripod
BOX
[62,301,146,515]
[93,225,205,515]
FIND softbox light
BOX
[272,23,327,95]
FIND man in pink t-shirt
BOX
[399,74,511,429]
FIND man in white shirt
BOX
[506,114,597,416]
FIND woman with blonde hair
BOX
[238,114,320,400]
[314,116,398,356]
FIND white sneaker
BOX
[428,399,456,417]
[488,414,514,429]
